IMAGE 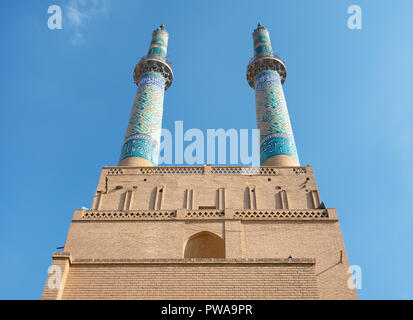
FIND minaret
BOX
[42,23,357,301]
[119,25,173,166]
[246,23,299,167]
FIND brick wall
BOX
[60,259,319,300]
[94,166,319,211]
[42,166,358,300]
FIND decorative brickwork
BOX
[185,210,225,218]
[108,168,124,175]
[45,166,357,300]
[111,165,304,176]
[138,166,205,175]
[80,210,176,220]
[75,209,330,221]
[233,209,329,220]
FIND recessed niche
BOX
[184,232,225,259]
[198,205,217,209]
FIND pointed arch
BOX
[184,231,225,259]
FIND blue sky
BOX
[1,0,412,299]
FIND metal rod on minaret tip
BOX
[246,23,300,167]
[118,25,173,167]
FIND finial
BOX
[153,24,166,34]
[254,22,265,33]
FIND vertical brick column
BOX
[41,252,71,300]
[224,218,243,258]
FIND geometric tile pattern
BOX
[120,72,165,165]
[148,30,168,58]
[253,26,274,56]
[255,70,299,163]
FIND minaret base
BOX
[118,157,154,167]
[262,155,300,167]
[42,165,357,300]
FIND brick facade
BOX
[56,259,318,300]
[41,165,358,300]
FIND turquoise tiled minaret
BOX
[119,25,173,166]
[247,23,299,167]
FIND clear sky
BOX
[1,0,412,300]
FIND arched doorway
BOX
[184,231,225,258]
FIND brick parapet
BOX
[72,208,337,222]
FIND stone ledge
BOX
[52,251,72,262]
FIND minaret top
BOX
[153,24,168,36]
[253,22,264,32]
[252,23,275,57]
[133,25,173,90]
[246,24,287,87]
[147,24,169,60]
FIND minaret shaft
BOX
[247,24,299,167]
[255,70,299,166]
[119,72,166,166]
[119,25,172,167]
